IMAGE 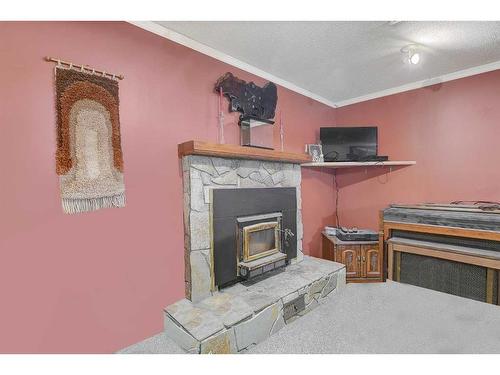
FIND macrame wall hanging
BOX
[50,58,126,214]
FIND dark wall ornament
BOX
[215,72,278,123]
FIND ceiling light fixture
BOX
[401,44,421,65]
[409,51,420,65]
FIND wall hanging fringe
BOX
[62,193,126,215]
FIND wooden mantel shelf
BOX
[178,140,311,164]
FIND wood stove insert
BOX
[237,212,287,279]
[212,187,297,289]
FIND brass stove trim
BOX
[242,221,280,262]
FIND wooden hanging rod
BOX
[44,56,124,80]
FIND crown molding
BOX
[129,21,500,110]
[334,60,500,107]
[128,21,338,108]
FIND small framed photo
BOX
[306,144,324,162]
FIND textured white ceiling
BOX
[154,21,500,106]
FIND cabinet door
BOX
[338,245,361,278]
[362,245,381,278]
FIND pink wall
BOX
[334,70,500,230]
[0,22,335,353]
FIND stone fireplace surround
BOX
[182,154,304,302]
[163,142,346,353]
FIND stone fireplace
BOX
[164,141,346,354]
[182,155,303,302]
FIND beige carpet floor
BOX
[119,281,500,354]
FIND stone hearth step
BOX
[163,256,346,354]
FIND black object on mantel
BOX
[215,72,277,123]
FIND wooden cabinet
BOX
[322,233,383,282]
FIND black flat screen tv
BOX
[320,126,378,162]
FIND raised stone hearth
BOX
[164,256,346,354]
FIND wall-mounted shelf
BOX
[301,161,416,169]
